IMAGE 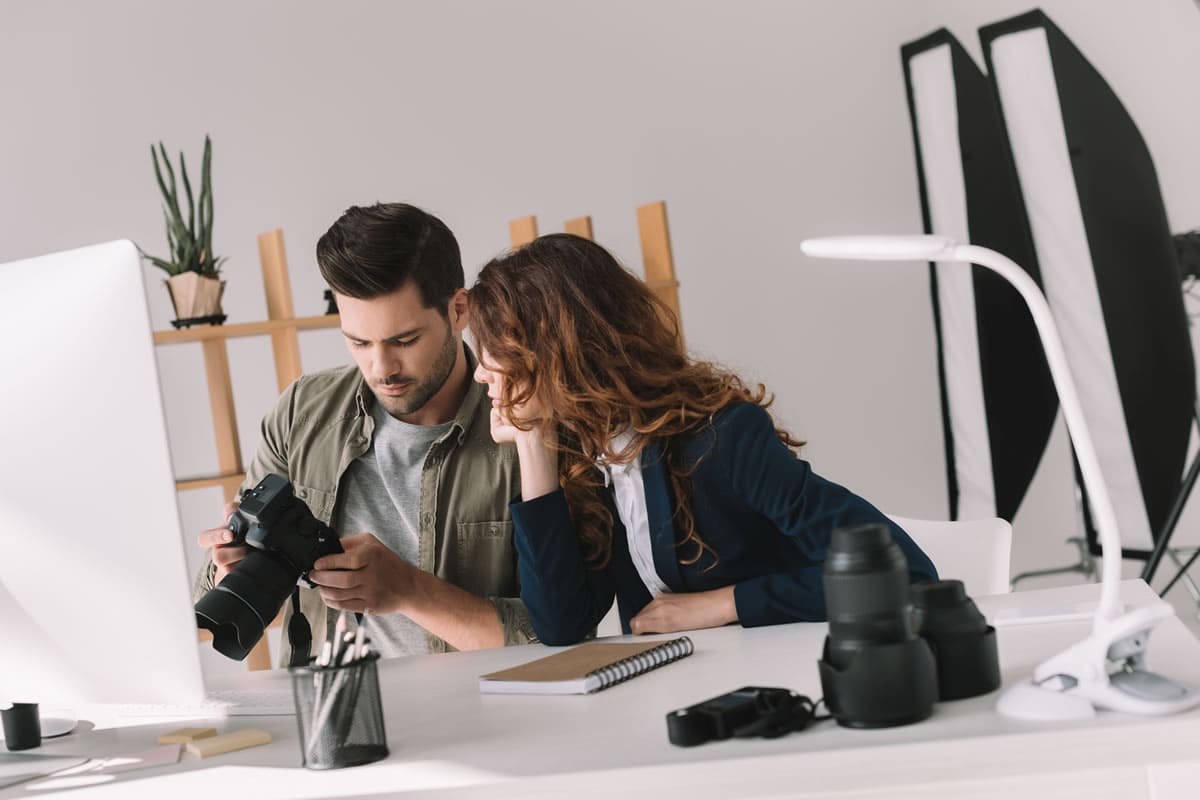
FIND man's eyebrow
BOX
[341,326,423,342]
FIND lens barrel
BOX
[823,524,915,669]
[912,580,1001,701]
[195,550,299,661]
[817,523,937,728]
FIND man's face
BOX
[337,283,464,421]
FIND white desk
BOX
[10,580,1200,799]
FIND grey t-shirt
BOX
[336,402,452,658]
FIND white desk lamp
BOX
[801,234,1200,719]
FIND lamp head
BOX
[800,235,957,262]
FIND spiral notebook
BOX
[479,636,694,695]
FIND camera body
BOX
[195,473,342,662]
[666,686,806,746]
[228,473,340,582]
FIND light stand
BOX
[801,234,1200,719]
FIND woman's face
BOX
[474,345,542,441]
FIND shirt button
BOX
[296,489,307,499]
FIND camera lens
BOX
[195,550,298,661]
[195,475,342,663]
[912,580,1000,701]
[823,523,915,669]
[818,522,937,728]
[912,580,982,635]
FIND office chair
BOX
[900,29,1059,530]
[980,10,1200,597]
[888,514,1012,597]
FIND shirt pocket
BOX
[456,520,517,598]
[291,483,338,525]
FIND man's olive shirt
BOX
[193,345,535,665]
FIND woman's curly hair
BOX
[469,233,802,569]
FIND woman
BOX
[470,234,936,645]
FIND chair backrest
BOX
[981,11,1196,556]
[889,514,1012,597]
[901,29,1058,523]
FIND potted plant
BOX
[141,135,227,327]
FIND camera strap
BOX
[733,692,826,739]
[286,587,314,667]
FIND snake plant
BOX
[140,135,225,277]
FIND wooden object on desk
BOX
[185,728,273,758]
[506,202,683,343]
[158,727,218,745]
[154,228,340,671]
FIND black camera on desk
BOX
[195,473,342,662]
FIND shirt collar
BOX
[597,428,639,486]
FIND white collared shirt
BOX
[601,430,671,597]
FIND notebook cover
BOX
[482,641,677,683]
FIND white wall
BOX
[4,0,1200,602]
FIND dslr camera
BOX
[195,473,342,661]
[667,687,814,746]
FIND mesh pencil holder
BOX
[289,651,388,769]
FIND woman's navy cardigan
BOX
[510,403,937,645]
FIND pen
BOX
[352,617,366,660]
[331,610,348,664]
[317,640,333,668]
[338,632,356,666]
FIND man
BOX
[193,203,533,665]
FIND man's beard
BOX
[373,322,459,419]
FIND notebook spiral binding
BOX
[588,636,695,691]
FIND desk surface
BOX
[12,580,1200,799]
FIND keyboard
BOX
[115,688,296,718]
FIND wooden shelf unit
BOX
[154,229,339,505]
[157,228,336,670]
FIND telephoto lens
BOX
[912,580,1000,701]
[817,523,937,728]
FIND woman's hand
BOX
[629,586,738,634]
[487,404,525,444]
[489,396,560,501]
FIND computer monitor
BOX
[0,240,208,707]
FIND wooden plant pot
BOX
[166,272,226,327]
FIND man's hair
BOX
[316,203,464,312]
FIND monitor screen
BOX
[0,240,207,707]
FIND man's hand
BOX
[196,500,247,585]
[307,533,415,615]
[629,586,738,635]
